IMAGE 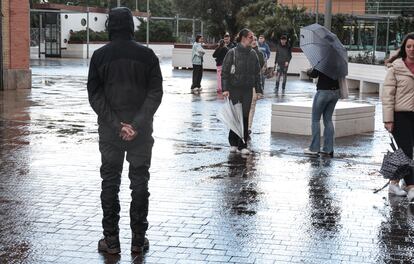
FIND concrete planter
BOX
[271,101,375,138]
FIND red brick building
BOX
[278,0,366,15]
[1,0,31,90]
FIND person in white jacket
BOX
[191,35,205,93]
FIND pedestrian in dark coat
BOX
[274,35,292,90]
[222,28,262,155]
[212,39,229,93]
[87,7,163,255]
[249,37,265,135]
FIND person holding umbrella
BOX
[299,24,348,157]
[382,32,414,197]
[221,29,262,155]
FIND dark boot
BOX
[275,82,279,91]
[282,82,286,90]
[98,235,121,254]
[131,233,150,254]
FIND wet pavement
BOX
[1,58,414,263]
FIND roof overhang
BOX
[32,3,148,17]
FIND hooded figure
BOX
[87,7,163,255]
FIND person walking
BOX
[382,32,414,197]
[191,35,205,93]
[274,35,292,91]
[248,36,265,138]
[258,35,271,89]
[303,69,340,157]
[87,7,163,255]
[221,29,262,155]
[212,39,229,93]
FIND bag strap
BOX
[388,132,398,151]
[233,49,236,67]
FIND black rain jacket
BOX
[221,44,262,94]
[87,7,163,138]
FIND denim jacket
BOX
[192,42,205,65]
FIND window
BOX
[64,15,68,19]
[94,17,98,22]
[81,18,86,26]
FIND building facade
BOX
[1,0,31,90]
[278,0,366,15]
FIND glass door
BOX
[44,13,61,57]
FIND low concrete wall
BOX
[172,48,311,74]
[31,43,175,59]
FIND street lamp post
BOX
[324,0,332,30]
[86,0,90,59]
[373,2,379,64]
[146,0,149,47]
[315,0,319,24]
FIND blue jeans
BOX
[309,90,340,153]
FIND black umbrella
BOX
[300,23,348,80]
[374,134,414,193]
[380,134,414,180]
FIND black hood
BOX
[108,7,134,40]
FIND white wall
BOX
[172,49,312,73]
[60,43,174,59]
[60,12,141,48]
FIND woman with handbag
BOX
[303,69,341,157]
[382,32,414,197]
[221,29,262,155]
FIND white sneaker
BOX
[304,148,319,156]
[389,183,407,196]
[240,148,251,155]
[230,146,238,153]
[408,189,414,202]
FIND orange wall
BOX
[9,0,30,69]
[278,0,366,15]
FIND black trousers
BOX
[228,87,253,149]
[392,112,414,185]
[98,125,153,237]
[191,64,203,89]
[275,63,289,88]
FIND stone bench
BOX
[346,74,384,96]
[299,63,387,96]
[271,101,375,138]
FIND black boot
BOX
[131,233,150,254]
[282,82,286,90]
[98,235,121,254]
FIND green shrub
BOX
[69,29,109,42]
[135,20,177,43]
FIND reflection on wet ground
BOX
[0,58,413,263]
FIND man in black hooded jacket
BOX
[87,7,163,255]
